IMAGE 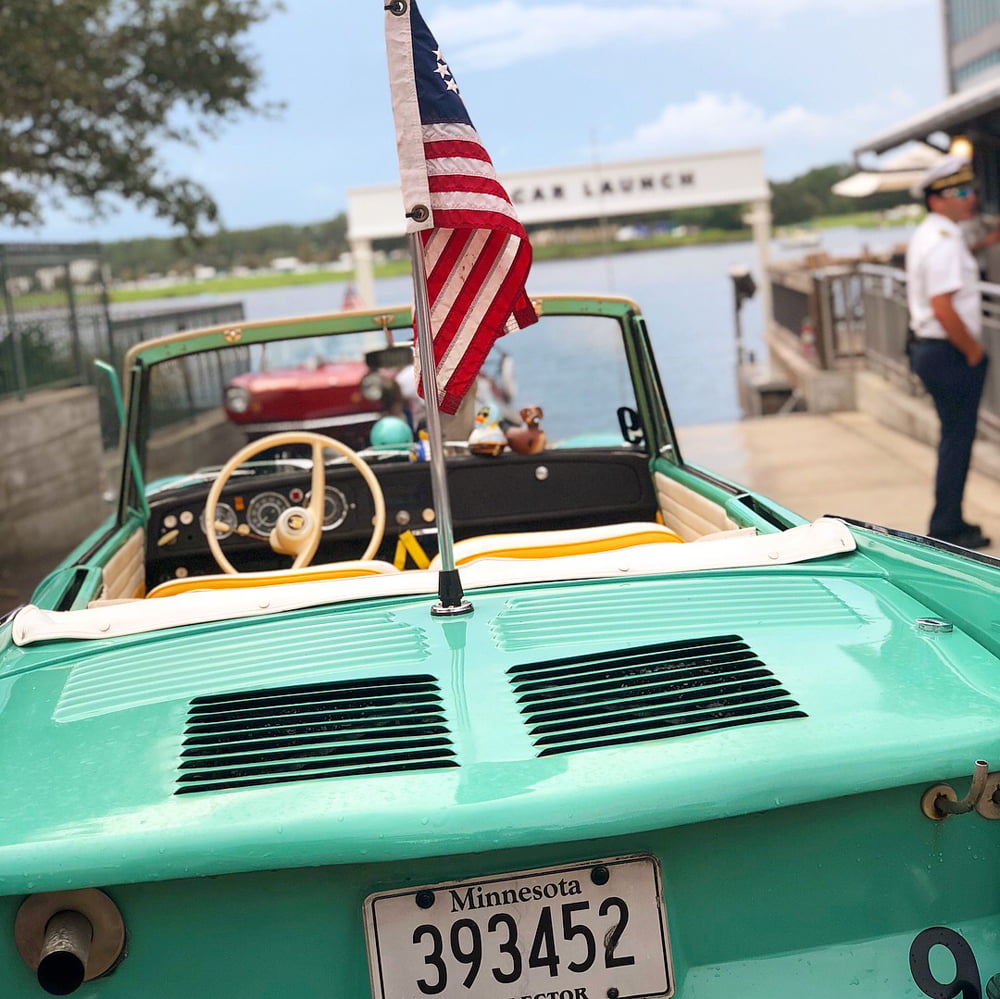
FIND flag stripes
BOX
[385,0,536,414]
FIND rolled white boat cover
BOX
[11,518,856,646]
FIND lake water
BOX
[126,224,913,428]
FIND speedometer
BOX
[199,502,238,539]
[246,491,291,536]
[305,486,349,530]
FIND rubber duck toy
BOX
[468,404,507,457]
[506,405,546,455]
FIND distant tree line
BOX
[99,162,913,280]
[768,163,910,224]
[645,163,911,233]
[105,216,350,281]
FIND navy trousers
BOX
[909,339,988,538]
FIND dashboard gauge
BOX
[305,486,349,530]
[200,502,238,540]
[246,491,291,536]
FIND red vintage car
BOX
[223,333,516,451]
[224,344,407,450]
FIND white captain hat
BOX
[910,154,976,199]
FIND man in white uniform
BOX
[906,155,992,549]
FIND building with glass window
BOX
[946,0,1000,89]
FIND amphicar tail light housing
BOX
[15,889,126,995]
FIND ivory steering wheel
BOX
[203,430,387,574]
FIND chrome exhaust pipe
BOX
[15,888,125,993]
[36,910,93,995]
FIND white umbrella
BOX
[832,144,944,198]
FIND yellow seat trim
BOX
[431,523,683,569]
[455,530,682,564]
[147,560,400,599]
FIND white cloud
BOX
[702,0,927,16]
[432,2,721,69]
[431,0,932,69]
[603,89,924,178]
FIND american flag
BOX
[384,0,536,415]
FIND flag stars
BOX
[431,48,459,95]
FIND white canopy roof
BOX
[832,144,945,198]
[853,75,1000,158]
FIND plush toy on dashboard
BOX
[467,404,507,457]
[505,405,546,454]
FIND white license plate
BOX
[364,854,673,999]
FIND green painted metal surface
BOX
[1,781,997,996]
[3,295,1000,998]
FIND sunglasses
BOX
[941,185,976,199]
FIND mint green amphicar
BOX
[2,294,999,998]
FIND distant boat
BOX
[778,228,822,250]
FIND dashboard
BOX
[144,450,658,588]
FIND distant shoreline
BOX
[108,210,915,305]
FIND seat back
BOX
[429,522,682,568]
[146,560,400,599]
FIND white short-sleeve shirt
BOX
[905,212,982,340]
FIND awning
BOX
[832,144,944,198]
[854,75,1000,157]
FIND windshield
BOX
[143,311,640,485]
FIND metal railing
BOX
[857,264,911,387]
[108,301,246,370]
[769,263,874,367]
[769,260,1000,436]
[0,242,111,399]
[856,263,1000,436]
[1,243,247,407]
[111,302,250,445]
[2,239,250,453]
[977,280,1000,434]
[147,339,251,435]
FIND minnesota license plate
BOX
[364,854,673,999]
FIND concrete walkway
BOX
[679,410,1000,556]
[3,410,998,616]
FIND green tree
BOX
[769,163,911,226]
[0,0,280,237]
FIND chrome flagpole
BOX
[408,231,472,615]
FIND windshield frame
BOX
[117,295,682,529]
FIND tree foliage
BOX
[769,163,910,226]
[0,0,279,236]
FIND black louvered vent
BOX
[508,635,806,756]
[176,675,457,794]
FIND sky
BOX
[3,0,943,244]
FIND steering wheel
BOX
[203,430,387,575]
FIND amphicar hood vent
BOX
[508,635,806,756]
[176,674,456,794]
